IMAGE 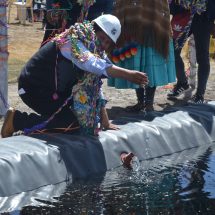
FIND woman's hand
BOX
[126,70,148,86]
[107,65,148,86]
[100,107,120,131]
[102,122,120,131]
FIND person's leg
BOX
[126,86,156,112]
[167,40,190,98]
[16,90,78,132]
[190,14,214,103]
[174,44,188,85]
[1,90,79,137]
[136,88,145,104]
[13,110,47,132]
[126,88,145,112]
[13,104,79,134]
[145,86,156,111]
[19,89,67,116]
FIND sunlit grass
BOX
[8,37,40,82]
[7,28,43,82]
[7,6,44,82]
[8,58,25,82]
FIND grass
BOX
[8,36,41,82]
[8,58,26,82]
[7,6,44,83]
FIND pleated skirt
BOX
[108,40,176,89]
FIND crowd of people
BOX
[1,0,215,139]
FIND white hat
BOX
[93,14,121,43]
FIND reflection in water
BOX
[3,144,215,215]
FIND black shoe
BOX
[126,102,145,112]
[188,94,204,104]
[167,83,190,98]
[1,107,15,138]
[144,104,154,112]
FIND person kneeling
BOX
[1,14,148,138]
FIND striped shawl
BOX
[113,0,171,58]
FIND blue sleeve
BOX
[59,40,113,77]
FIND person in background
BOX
[108,0,176,112]
[32,0,46,22]
[167,0,215,104]
[41,0,113,46]
[1,14,148,138]
[41,0,74,45]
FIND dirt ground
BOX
[0,10,215,129]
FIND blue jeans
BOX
[174,13,214,96]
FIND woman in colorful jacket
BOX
[1,14,148,138]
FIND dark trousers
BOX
[136,86,156,105]
[13,89,79,133]
[174,14,214,96]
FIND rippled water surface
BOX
[2,144,215,215]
